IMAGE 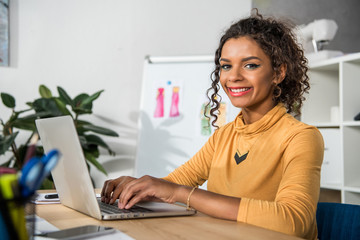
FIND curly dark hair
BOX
[206,9,309,127]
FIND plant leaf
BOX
[83,134,109,148]
[83,134,114,155]
[39,85,53,98]
[57,87,74,108]
[73,108,92,115]
[32,98,63,117]
[14,108,33,115]
[84,151,108,175]
[73,94,93,115]
[12,111,51,131]
[80,124,119,137]
[12,117,37,131]
[1,93,16,108]
[78,136,99,156]
[76,119,91,125]
[54,98,72,116]
[0,132,19,155]
[74,94,90,108]
[80,90,104,108]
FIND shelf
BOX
[341,52,360,64]
[309,52,360,68]
[302,66,339,123]
[304,52,360,205]
[343,121,360,126]
[344,186,360,193]
[320,184,343,191]
[309,58,340,70]
[312,122,340,128]
[305,121,360,127]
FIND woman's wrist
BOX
[174,185,194,205]
[186,186,197,210]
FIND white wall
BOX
[253,0,360,54]
[0,0,251,187]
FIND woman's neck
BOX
[241,102,277,125]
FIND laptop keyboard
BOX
[97,200,153,214]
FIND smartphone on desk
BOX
[38,225,115,239]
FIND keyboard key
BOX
[97,200,153,214]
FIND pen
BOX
[45,193,58,199]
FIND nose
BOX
[227,68,243,82]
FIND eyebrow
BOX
[220,56,261,62]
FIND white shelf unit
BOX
[302,52,360,205]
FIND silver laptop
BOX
[35,115,196,220]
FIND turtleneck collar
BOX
[234,103,287,135]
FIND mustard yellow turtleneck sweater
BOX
[163,104,324,240]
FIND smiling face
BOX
[219,37,284,119]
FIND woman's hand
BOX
[101,175,240,221]
[117,175,184,209]
[101,176,137,204]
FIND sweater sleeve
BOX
[237,127,324,238]
[162,130,217,187]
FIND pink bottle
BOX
[170,86,180,117]
[154,88,164,118]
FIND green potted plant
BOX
[0,85,118,187]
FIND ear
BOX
[273,64,287,85]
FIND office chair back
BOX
[316,202,360,240]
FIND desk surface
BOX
[36,191,303,240]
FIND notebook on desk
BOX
[35,115,196,220]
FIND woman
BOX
[101,10,324,239]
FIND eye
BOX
[220,64,231,71]
[245,63,260,69]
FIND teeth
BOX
[230,88,250,93]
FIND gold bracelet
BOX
[186,187,197,210]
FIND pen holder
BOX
[0,195,36,240]
[0,173,36,240]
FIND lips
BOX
[227,87,252,97]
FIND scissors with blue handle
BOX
[20,149,60,198]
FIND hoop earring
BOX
[274,85,282,98]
